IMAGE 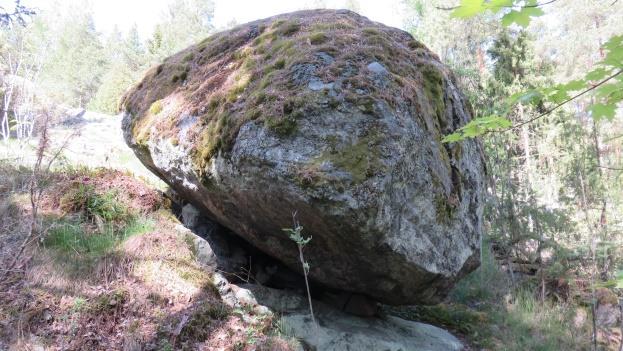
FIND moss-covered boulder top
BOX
[121,9,486,306]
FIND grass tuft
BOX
[179,302,231,341]
[150,100,164,115]
[309,32,328,45]
[44,217,155,259]
[279,21,301,36]
[265,116,297,136]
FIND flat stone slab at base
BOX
[230,284,463,351]
[284,309,463,351]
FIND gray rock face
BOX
[120,9,485,305]
[181,203,201,229]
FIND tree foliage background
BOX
[0,0,216,115]
[1,0,623,348]
[405,1,623,348]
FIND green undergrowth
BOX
[1,163,299,350]
[44,176,156,276]
[44,217,154,259]
[391,243,591,350]
[43,216,154,280]
[87,288,129,313]
[60,183,131,224]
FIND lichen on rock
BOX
[120,9,486,305]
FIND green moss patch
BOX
[310,130,384,184]
[193,113,230,172]
[421,64,446,129]
[88,289,128,313]
[434,193,457,223]
[149,100,163,115]
[179,302,231,341]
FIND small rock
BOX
[308,79,325,91]
[253,305,272,315]
[308,79,334,91]
[366,61,388,75]
[290,62,319,85]
[315,51,335,65]
[43,309,53,321]
[181,203,201,229]
[596,303,619,327]
[193,235,217,267]
[234,286,258,306]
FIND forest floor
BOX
[0,113,300,350]
[0,164,298,350]
[0,113,619,350]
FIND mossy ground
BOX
[121,9,453,180]
[387,244,594,350]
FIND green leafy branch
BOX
[283,225,312,248]
[442,10,623,142]
[445,0,555,28]
[443,67,623,142]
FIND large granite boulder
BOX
[120,9,485,305]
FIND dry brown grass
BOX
[0,165,295,350]
[43,168,163,216]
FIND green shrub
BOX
[309,32,328,45]
[278,21,300,36]
[273,58,286,70]
[265,116,297,136]
[183,52,195,62]
[60,183,130,223]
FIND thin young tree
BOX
[283,212,316,326]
